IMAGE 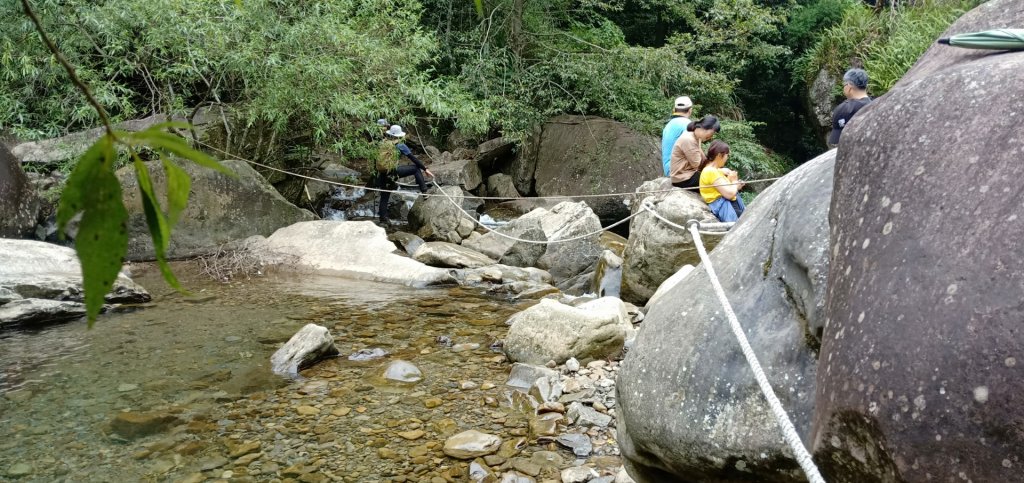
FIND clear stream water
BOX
[0,263,599,482]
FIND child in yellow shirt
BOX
[698,141,745,222]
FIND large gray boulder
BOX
[475,137,516,171]
[617,151,835,482]
[504,297,633,365]
[0,144,40,238]
[812,3,1024,482]
[256,220,456,287]
[620,178,717,305]
[462,217,547,268]
[408,185,477,243]
[118,159,315,261]
[508,116,661,223]
[486,173,520,199]
[524,202,604,291]
[11,114,193,167]
[0,239,151,327]
[429,158,483,192]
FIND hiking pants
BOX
[376,165,427,220]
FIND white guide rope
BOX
[429,180,644,244]
[190,138,780,201]
[644,208,825,483]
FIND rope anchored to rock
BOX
[644,207,827,483]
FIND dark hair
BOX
[706,140,730,161]
[686,115,721,133]
[843,68,868,90]
[697,140,729,171]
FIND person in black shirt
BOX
[828,68,872,148]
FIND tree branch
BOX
[21,0,115,138]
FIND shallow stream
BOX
[0,263,616,482]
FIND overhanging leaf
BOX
[129,130,234,177]
[57,135,111,238]
[133,155,182,291]
[76,165,128,327]
[161,156,191,228]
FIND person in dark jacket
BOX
[828,68,872,147]
[376,124,433,225]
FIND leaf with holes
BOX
[57,135,111,237]
[75,160,129,326]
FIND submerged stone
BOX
[348,348,389,362]
[383,360,423,383]
[443,430,502,459]
[109,411,183,440]
[270,324,339,376]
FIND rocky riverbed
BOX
[1,262,633,482]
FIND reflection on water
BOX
[0,263,534,482]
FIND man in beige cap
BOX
[661,96,693,176]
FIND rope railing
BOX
[189,138,781,202]
[643,208,826,483]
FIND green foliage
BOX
[784,0,858,54]
[422,0,742,140]
[795,0,976,97]
[56,136,127,324]
[1,0,489,147]
[862,2,973,93]
[717,120,792,179]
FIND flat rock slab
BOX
[0,239,150,304]
[0,299,87,328]
[556,433,593,457]
[257,220,455,287]
[412,241,496,269]
[443,430,502,459]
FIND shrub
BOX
[795,0,977,97]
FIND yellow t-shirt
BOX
[699,167,730,204]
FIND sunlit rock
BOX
[270,324,339,376]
